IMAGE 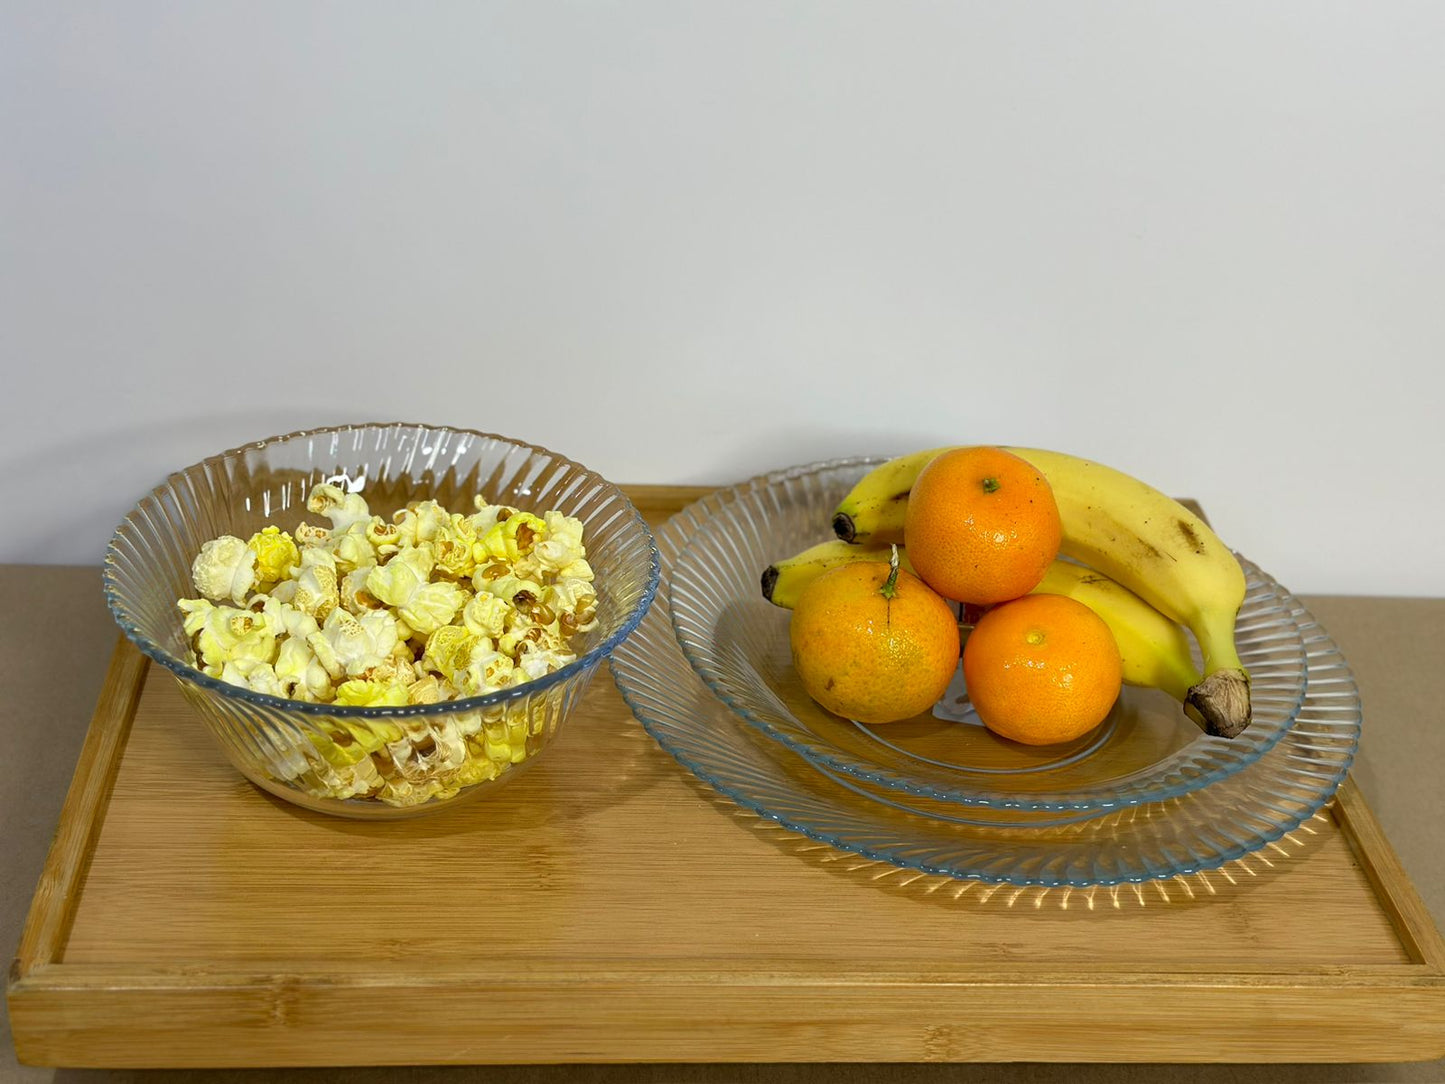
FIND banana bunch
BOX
[768,447,1251,737]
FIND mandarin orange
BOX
[961,592,1123,745]
[789,550,960,725]
[904,446,1061,605]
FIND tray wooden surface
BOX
[8,486,1445,1068]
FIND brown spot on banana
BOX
[1177,518,1205,555]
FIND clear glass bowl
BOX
[104,422,660,819]
[610,461,1360,886]
[668,458,1309,812]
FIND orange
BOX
[961,593,1123,745]
[904,446,1062,605]
[789,553,960,725]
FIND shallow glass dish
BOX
[610,461,1359,886]
[104,422,659,819]
[668,458,1309,812]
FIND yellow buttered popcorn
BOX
[365,547,467,635]
[418,625,474,682]
[178,598,278,677]
[247,527,300,588]
[334,678,410,708]
[274,637,334,702]
[176,482,598,807]
[480,511,547,564]
[461,592,510,638]
[458,648,516,698]
[535,511,586,573]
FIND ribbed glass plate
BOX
[667,458,1309,812]
[610,459,1360,886]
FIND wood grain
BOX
[8,485,1445,1067]
[10,635,147,977]
[50,665,1414,972]
[1334,776,1445,970]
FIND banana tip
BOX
[1186,670,1252,739]
[832,512,857,543]
[760,565,780,603]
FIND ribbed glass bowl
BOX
[667,458,1310,812]
[611,461,1360,886]
[104,422,660,819]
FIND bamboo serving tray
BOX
[9,486,1445,1068]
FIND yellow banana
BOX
[761,540,913,609]
[831,447,951,546]
[1032,560,1202,704]
[764,540,1203,707]
[831,447,1250,737]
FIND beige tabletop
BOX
[3,565,1443,1084]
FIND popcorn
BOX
[365,547,467,635]
[292,548,340,622]
[392,500,452,549]
[274,637,334,702]
[480,512,547,564]
[421,624,479,684]
[339,567,382,615]
[474,570,544,609]
[178,598,278,676]
[461,592,510,638]
[334,678,410,708]
[177,483,596,807]
[406,674,455,705]
[459,649,515,697]
[190,536,258,606]
[517,647,575,683]
[220,658,286,698]
[365,518,402,556]
[247,527,300,588]
[535,511,587,572]
[307,608,402,681]
[307,482,373,534]
[431,527,477,580]
[332,524,380,576]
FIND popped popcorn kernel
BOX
[191,536,258,605]
[247,527,300,588]
[334,678,410,708]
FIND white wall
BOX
[3,2,1441,596]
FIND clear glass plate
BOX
[667,458,1310,812]
[610,459,1360,886]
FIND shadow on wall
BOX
[1,410,359,566]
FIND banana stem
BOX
[1187,669,1252,738]
[1180,606,1251,737]
[1195,608,1246,676]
